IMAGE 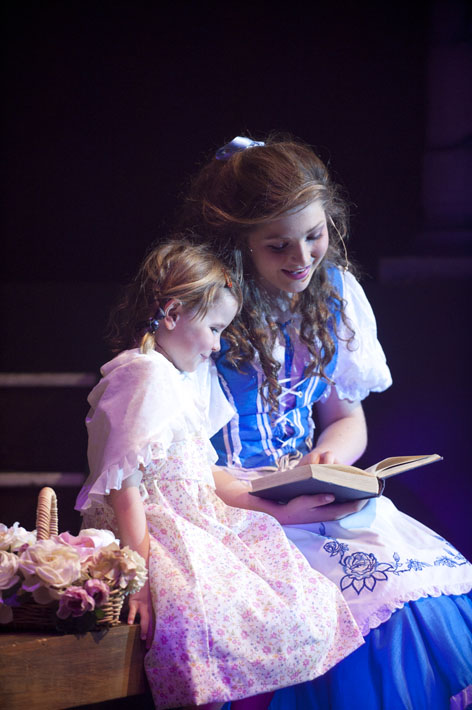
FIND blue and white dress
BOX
[213,268,472,710]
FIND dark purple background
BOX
[1,1,471,558]
[2,0,432,281]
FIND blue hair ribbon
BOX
[215,136,265,161]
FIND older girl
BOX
[180,136,472,710]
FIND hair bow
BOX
[137,306,166,335]
[215,136,265,161]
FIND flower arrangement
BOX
[0,522,147,632]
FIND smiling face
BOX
[247,201,329,295]
[155,289,238,372]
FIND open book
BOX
[249,454,443,503]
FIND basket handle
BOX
[36,487,58,540]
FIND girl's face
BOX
[247,201,329,295]
[157,289,238,372]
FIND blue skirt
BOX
[224,592,472,710]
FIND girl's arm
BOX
[109,483,153,647]
[212,466,364,524]
[300,388,367,466]
[212,388,368,524]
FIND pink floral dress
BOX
[76,349,363,709]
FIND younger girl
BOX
[75,240,363,710]
[179,136,472,709]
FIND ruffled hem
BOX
[357,581,472,635]
[320,376,392,404]
[76,440,156,511]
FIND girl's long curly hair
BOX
[107,238,242,355]
[179,133,355,412]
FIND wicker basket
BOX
[10,487,59,630]
[10,487,125,631]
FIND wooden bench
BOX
[0,624,154,710]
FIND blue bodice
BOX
[212,268,343,469]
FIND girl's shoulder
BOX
[101,348,181,389]
[100,348,176,379]
[88,348,183,412]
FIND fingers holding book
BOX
[298,448,339,466]
[275,494,368,525]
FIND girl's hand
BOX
[276,494,366,524]
[128,579,154,649]
[285,449,367,522]
[298,448,338,465]
[212,465,366,524]
[109,483,153,648]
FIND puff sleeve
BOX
[323,271,393,402]
[76,350,189,511]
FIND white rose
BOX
[0,522,36,552]
[19,539,81,593]
[79,528,117,548]
[0,550,20,590]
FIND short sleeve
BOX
[76,350,188,511]
[322,271,392,402]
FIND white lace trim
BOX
[76,440,155,511]
[358,581,472,636]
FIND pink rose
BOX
[52,533,95,565]
[57,586,95,619]
[53,529,116,564]
[84,579,110,607]
[55,531,94,547]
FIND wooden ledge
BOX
[0,623,151,710]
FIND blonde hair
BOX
[107,239,241,354]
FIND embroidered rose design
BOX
[340,551,389,594]
[323,540,339,556]
[323,534,469,598]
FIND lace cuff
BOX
[75,441,152,511]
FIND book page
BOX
[367,454,442,478]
